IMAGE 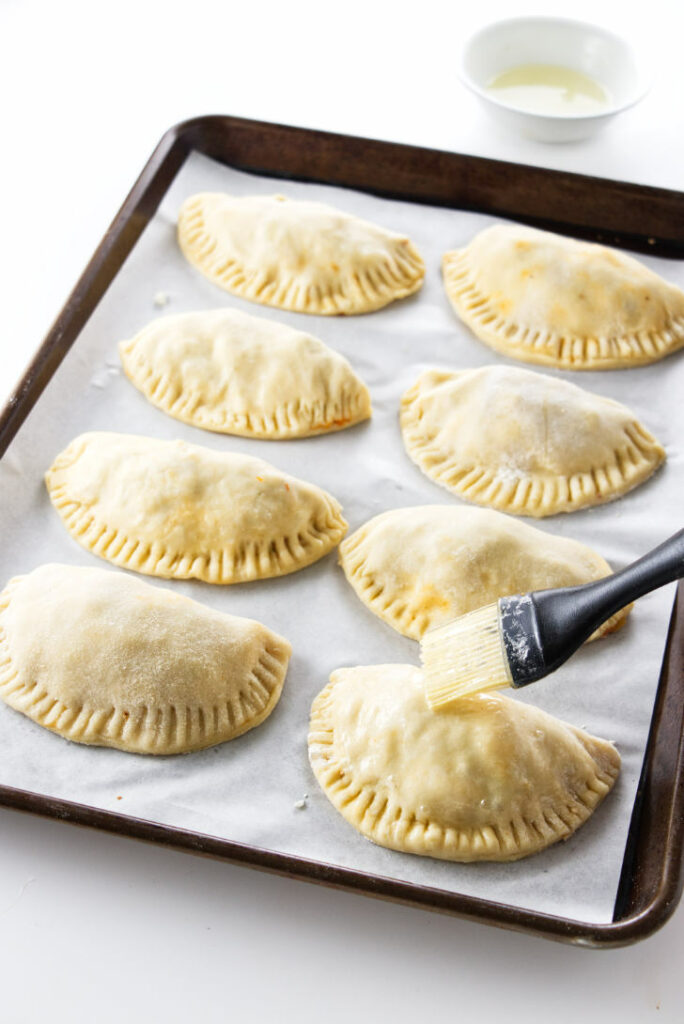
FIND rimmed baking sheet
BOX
[0,140,682,929]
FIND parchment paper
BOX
[0,152,681,923]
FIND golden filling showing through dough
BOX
[339,504,631,639]
[443,224,684,369]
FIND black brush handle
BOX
[503,528,684,688]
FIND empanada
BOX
[177,193,425,314]
[45,433,347,583]
[119,308,371,438]
[0,564,291,754]
[400,366,665,516]
[339,505,630,639]
[443,224,684,369]
[309,664,620,862]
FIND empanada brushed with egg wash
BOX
[309,664,620,862]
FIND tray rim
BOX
[1,113,683,948]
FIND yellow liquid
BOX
[486,63,610,116]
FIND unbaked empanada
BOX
[119,308,371,438]
[443,224,684,369]
[400,366,665,516]
[45,433,347,583]
[0,564,291,754]
[339,505,630,640]
[178,193,425,315]
[309,664,620,862]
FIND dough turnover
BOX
[400,366,665,517]
[0,564,291,754]
[309,664,620,862]
[443,224,684,369]
[45,433,347,583]
[177,193,425,314]
[119,308,371,438]
[339,505,630,639]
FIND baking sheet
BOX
[0,152,681,924]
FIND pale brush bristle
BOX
[420,603,512,710]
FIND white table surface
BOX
[1,1,683,1019]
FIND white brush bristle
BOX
[420,603,513,710]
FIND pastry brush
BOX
[421,528,684,709]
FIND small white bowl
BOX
[461,16,650,143]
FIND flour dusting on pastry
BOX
[400,365,665,516]
[0,564,291,754]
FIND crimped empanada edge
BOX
[177,195,425,315]
[443,249,684,370]
[339,532,434,640]
[338,527,630,641]
[0,576,291,754]
[45,441,348,583]
[119,339,372,439]
[308,674,621,863]
[399,382,666,518]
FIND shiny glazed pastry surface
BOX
[309,664,620,862]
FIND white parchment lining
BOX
[0,153,681,924]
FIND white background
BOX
[1,1,683,1020]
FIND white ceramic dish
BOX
[461,16,650,143]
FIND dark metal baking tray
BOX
[1,115,683,947]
